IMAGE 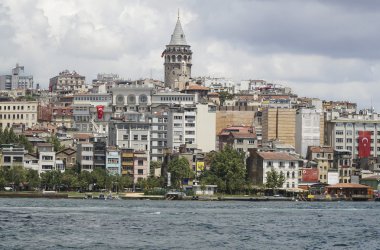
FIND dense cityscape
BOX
[0,14,379,202]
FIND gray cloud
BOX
[1,0,380,110]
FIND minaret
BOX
[162,13,192,90]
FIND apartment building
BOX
[108,113,150,152]
[218,126,257,155]
[49,70,86,94]
[76,143,94,172]
[150,107,168,162]
[37,143,56,174]
[325,112,380,159]
[295,108,323,158]
[167,105,197,151]
[0,145,25,168]
[106,148,121,175]
[133,151,149,183]
[248,151,299,188]
[0,100,38,129]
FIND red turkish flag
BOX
[358,131,371,158]
[96,105,104,120]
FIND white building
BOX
[37,143,56,174]
[0,100,38,129]
[0,64,33,90]
[151,92,197,106]
[167,105,197,151]
[196,103,216,152]
[251,151,299,188]
[295,108,321,158]
[325,112,380,159]
[76,143,94,172]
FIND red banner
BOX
[358,131,371,158]
[96,105,104,120]
[302,168,318,182]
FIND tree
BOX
[219,91,234,106]
[266,168,285,192]
[25,169,40,190]
[168,157,193,189]
[201,146,246,194]
[48,135,65,152]
[7,166,26,191]
[149,161,162,177]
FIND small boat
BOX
[98,193,106,200]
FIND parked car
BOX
[4,187,13,191]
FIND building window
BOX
[141,135,148,141]
[134,135,138,140]
[123,135,129,140]
[138,169,144,175]
[336,138,344,143]
[268,161,272,166]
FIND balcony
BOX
[122,153,134,158]
[122,161,134,166]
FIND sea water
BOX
[0,199,379,249]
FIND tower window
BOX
[172,71,175,75]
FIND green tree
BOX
[2,127,9,144]
[266,168,285,192]
[8,128,18,144]
[201,146,246,194]
[149,161,161,177]
[18,134,33,153]
[0,169,6,189]
[47,135,65,152]
[219,91,234,106]
[91,168,108,190]
[7,166,26,191]
[25,169,40,190]
[78,171,93,191]
[62,169,78,191]
[168,157,193,189]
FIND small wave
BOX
[149,211,161,215]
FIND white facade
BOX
[151,92,197,106]
[0,101,38,129]
[262,159,299,188]
[77,143,94,172]
[325,113,380,159]
[196,103,216,152]
[295,109,321,158]
[167,106,197,151]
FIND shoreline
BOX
[0,192,376,201]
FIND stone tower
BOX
[163,14,192,90]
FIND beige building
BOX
[262,108,296,147]
[49,70,86,94]
[0,101,38,129]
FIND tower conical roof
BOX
[169,17,187,46]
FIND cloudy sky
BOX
[1,0,379,109]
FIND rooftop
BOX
[327,183,370,189]
[257,152,298,161]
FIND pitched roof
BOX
[361,175,380,181]
[308,146,334,153]
[169,18,187,45]
[186,85,209,91]
[327,183,370,189]
[257,152,298,161]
